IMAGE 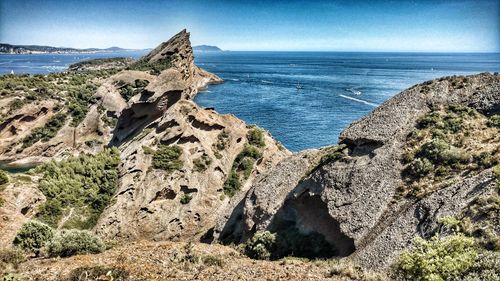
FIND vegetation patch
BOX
[13,220,54,255]
[400,105,499,198]
[34,148,120,228]
[152,145,183,172]
[247,127,265,147]
[213,131,229,159]
[223,145,263,197]
[396,235,478,281]
[487,114,500,128]
[127,56,175,75]
[193,154,212,172]
[180,194,192,204]
[46,229,105,257]
[20,112,67,150]
[117,79,149,101]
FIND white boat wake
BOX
[339,94,378,107]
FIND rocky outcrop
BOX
[0,30,288,245]
[92,30,289,241]
[214,73,500,269]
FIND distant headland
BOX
[193,45,223,52]
[0,43,137,54]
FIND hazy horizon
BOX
[1,0,499,52]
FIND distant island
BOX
[193,45,222,52]
[0,43,135,54]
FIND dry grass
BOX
[8,241,379,281]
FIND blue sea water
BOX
[194,52,500,151]
[1,51,499,151]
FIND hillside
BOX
[193,45,222,52]
[0,43,131,54]
[0,29,498,281]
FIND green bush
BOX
[406,158,434,178]
[238,158,255,178]
[152,145,183,172]
[34,148,120,228]
[235,145,262,163]
[35,199,63,228]
[417,139,469,165]
[244,231,276,260]
[397,235,477,281]
[247,128,265,147]
[13,220,54,255]
[0,170,8,186]
[214,131,229,151]
[487,115,500,128]
[223,145,263,197]
[223,171,241,197]
[180,194,192,204]
[46,229,105,257]
[417,112,442,129]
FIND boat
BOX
[296,82,303,90]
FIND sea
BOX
[1,51,499,152]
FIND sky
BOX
[0,0,499,52]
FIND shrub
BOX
[34,148,120,228]
[486,115,500,128]
[235,145,262,163]
[0,170,8,186]
[238,158,255,178]
[397,235,477,281]
[247,128,265,147]
[35,199,63,228]
[193,155,211,172]
[223,171,241,197]
[214,131,229,151]
[417,139,468,165]
[417,112,442,129]
[46,229,105,257]
[244,231,276,260]
[180,194,192,204]
[13,220,54,254]
[152,145,183,172]
[406,158,434,178]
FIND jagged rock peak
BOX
[141,29,192,63]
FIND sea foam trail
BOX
[339,94,378,107]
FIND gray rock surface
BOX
[215,72,500,269]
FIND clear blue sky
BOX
[0,0,498,52]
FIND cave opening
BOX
[268,193,356,259]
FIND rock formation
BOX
[214,72,500,269]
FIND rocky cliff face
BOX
[0,30,290,245]
[214,73,499,269]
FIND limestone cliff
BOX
[214,72,500,269]
[0,30,290,246]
